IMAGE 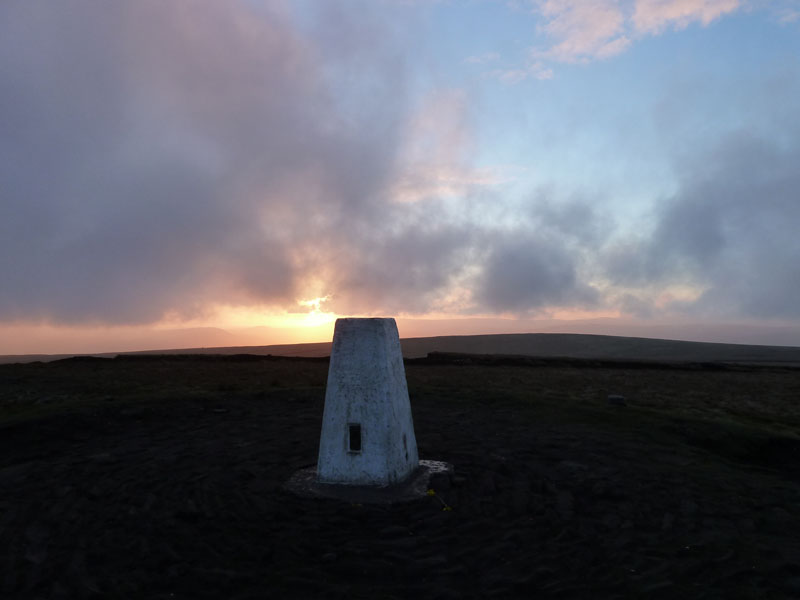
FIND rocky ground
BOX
[1,355,799,599]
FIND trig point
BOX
[317,318,419,485]
[285,317,452,503]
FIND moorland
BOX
[1,334,800,598]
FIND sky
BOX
[2,0,800,354]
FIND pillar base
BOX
[285,460,453,505]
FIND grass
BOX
[2,353,799,474]
[2,353,800,598]
[0,355,329,426]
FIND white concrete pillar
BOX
[316,318,419,486]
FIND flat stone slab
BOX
[284,460,453,504]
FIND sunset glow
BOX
[2,1,800,355]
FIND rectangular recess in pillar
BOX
[348,423,362,453]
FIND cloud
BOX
[465,52,501,64]
[633,0,742,34]
[527,0,742,68]
[388,90,490,202]
[535,0,631,63]
[474,231,600,313]
[0,0,411,323]
[530,195,614,247]
[778,10,800,23]
[481,1,745,82]
[470,194,610,315]
[768,0,800,24]
[490,62,555,83]
[0,0,532,325]
[2,0,795,333]
[604,80,800,320]
[323,218,475,315]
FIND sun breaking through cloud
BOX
[1,0,799,352]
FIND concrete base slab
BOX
[284,460,453,504]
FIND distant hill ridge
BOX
[3,332,800,365]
